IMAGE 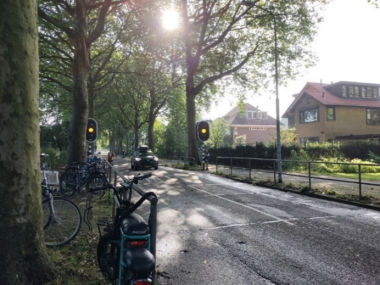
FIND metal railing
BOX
[215,156,380,200]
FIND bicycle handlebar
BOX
[120,172,152,188]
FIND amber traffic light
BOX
[86,118,98,142]
[196,121,210,142]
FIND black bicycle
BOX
[41,153,82,247]
[97,172,157,285]
[60,157,108,197]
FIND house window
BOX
[300,108,319,123]
[342,85,347,97]
[343,85,379,100]
[348,86,354,98]
[300,137,319,146]
[247,111,253,119]
[354,86,360,98]
[361,87,367,98]
[249,127,264,131]
[367,108,380,125]
[327,106,335,121]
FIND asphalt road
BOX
[115,159,380,285]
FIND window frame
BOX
[299,107,319,124]
[326,106,336,121]
[300,136,319,146]
[366,108,380,125]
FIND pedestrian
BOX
[202,146,210,170]
[107,151,113,165]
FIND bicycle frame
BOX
[98,173,158,285]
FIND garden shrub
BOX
[41,147,68,169]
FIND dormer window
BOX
[340,84,379,100]
[247,111,263,119]
[342,85,347,97]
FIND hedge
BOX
[209,141,380,163]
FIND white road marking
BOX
[202,216,337,230]
[188,185,295,226]
[309,215,337,220]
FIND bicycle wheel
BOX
[87,173,107,198]
[42,197,82,247]
[97,232,119,281]
[59,171,76,197]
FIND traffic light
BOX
[86,118,98,143]
[196,120,210,142]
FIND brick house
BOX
[223,103,276,145]
[282,81,380,144]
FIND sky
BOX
[203,0,380,120]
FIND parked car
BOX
[131,146,159,170]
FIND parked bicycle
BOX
[97,172,157,285]
[59,156,108,197]
[41,153,82,247]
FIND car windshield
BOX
[139,150,153,157]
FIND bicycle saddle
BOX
[121,213,150,235]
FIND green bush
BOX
[41,147,68,169]
[313,157,380,174]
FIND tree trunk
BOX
[186,91,198,163]
[68,37,90,163]
[68,3,90,164]
[147,120,154,150]
[88,76,95,118]
[0,0,54,283]
[134,126,139,150]
[147,91,155,150]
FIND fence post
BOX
[308,162,311,191]
[358,164,362,199]
[230,158,232,176]
[273,160,276,183]
[249,159,252,180]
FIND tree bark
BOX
[186,91,198,163]
[147,88,156,150]
[68,3,90,163]
[0,0,54,283]
[134,123,139,150]
[88,75,95,118]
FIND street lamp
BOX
[242,1,283,183]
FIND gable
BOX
[283,82,380,118]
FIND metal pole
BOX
[308,162,311,191]
[241,1,282,183]
[358,164,362,199]
[230,158,233,176]
[274,16,282,183]
[249,159,252,180]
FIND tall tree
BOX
[180,0,326,162]
[208,118,231,148]
[0,0,54,283]
[115,72,150,149]
[38,0,128,163]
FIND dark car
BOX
[131,146,159,170]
